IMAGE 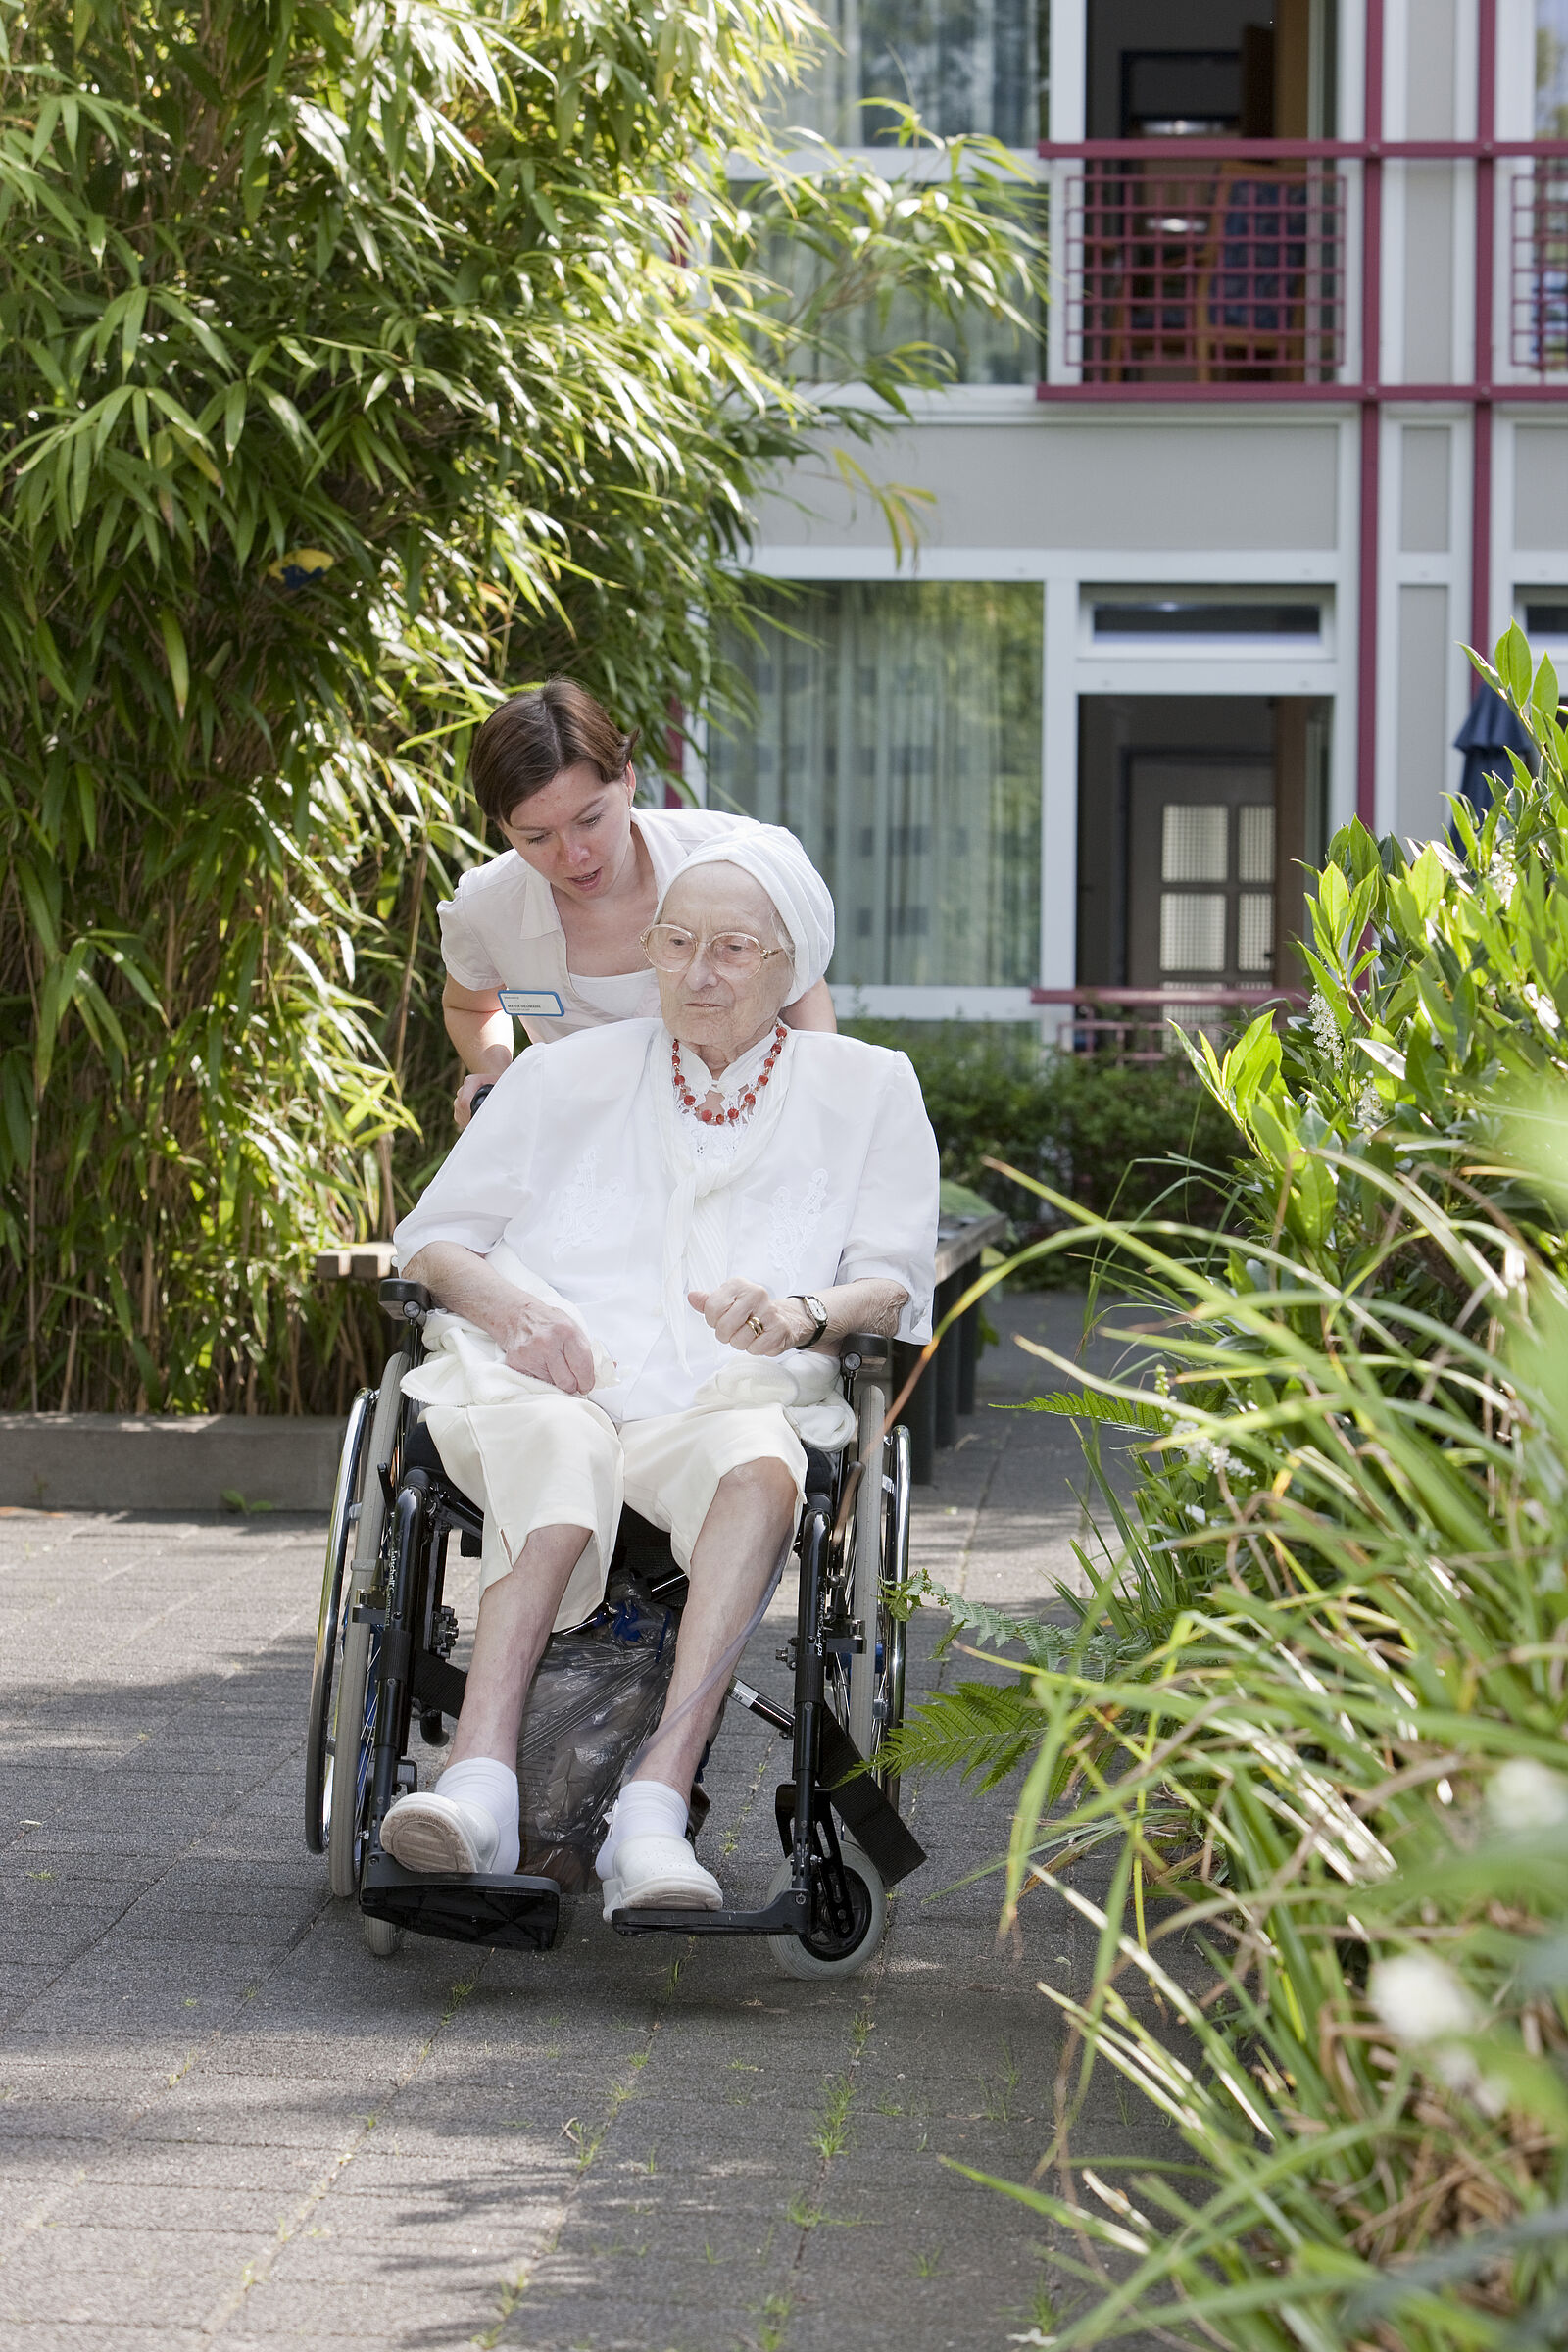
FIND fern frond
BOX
[1007,1389,1174,1434]
[879,1680,1042,1791]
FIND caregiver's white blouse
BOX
[393,1019,938,1426]
[437,806,760,1044]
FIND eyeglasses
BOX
[640,924,791,978]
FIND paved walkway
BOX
[0,1296,1167,2352]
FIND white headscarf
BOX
[663,823,836,995]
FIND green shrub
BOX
[846,1020,1241,1280]
[890,631,1568,2346]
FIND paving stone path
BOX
[0,1296,1168,2352]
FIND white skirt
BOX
[420,1391,807,1630]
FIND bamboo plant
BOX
[0,0,1043,1413]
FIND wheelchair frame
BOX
[305,1278,924,1970]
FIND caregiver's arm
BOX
[780,978,837,1034]
[688,1276,907,1357]
[400,1241,596,1396]
[443,977,515,1129]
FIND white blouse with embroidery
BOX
[393,1018,939,1425]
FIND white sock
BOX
[435,1757,520,1875]
[595,1779,689,1883]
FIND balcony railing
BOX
[1031,986,1304,1062]
[1061,159,1348,384]
[1511,164,1568,375]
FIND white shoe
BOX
[379,1791,499,1877]
[601,1834,723,1923]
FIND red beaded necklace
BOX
[671,1022,787,1125]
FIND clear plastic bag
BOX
[514,1595,678,1891]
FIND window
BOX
[1092,598,1322,639]
[1086,1,1337,140]
[740,196,1044,386]
[1524,599,1568,636]
[784,0,1050,147]
[1541,1,1568,136]
[709,582,1043,988]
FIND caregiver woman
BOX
[442,677,836,1126]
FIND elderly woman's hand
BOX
[688,1281,813,1356]
[497,1297,598,1395]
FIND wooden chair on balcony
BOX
[1192,163,1312,381]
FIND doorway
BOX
[1076,694,1329,994]
[1086,0,1336,139]
[1126,756,1275,987]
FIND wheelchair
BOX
[304,1278,924,1977]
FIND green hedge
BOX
[846,1021,1240,1278]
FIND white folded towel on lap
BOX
[399,1242,619,1410]
[400,1242,855,1447]
[691,1350,856,1449]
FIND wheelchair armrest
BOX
[379,1277,432,1324]
[838,1331,893,1375]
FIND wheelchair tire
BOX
[305,1386,373,1854]
[836,1405,912,1805]
[765,1838,887,1980]
[362,1912,403,1959]
[327,1350,410,1900]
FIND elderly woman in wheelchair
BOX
[354,826,937,1948]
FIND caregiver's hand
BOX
[688,1280,812,1358]
[497,1297,597,1395]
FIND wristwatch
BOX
[794,1292,829,1347]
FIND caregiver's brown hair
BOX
[469,679,641,830]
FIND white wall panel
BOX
[748,421,1344,553]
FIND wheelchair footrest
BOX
[360,1846,562,1952]
[609,1886,809,1939]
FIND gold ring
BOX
[746,1314,765,1338]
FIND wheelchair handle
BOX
[469,1083,494,1116]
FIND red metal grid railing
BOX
[1031,986,1304,1064]
[1061,160,1348,384]
[1511,164,1568,374]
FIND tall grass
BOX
[889,632,1568,2345]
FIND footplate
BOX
[609,1886,808,1938]
[360,1841,562,1952]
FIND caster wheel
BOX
[765,1837,886,1980]
[362,1911,403,1958]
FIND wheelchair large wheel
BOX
[327,1350,410,1899]
[305,1387,372,1854]
[765,1837,887,1980]
[836,1397,912,1804]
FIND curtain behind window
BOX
[744,204,1042,385]
[709,581,1042,988]
[781,0,1049,148]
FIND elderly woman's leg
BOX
[380,1523,589,1878]
[446,1523,591,1768]
[381,1386,623,1879]
[599,1411,805,1912]
[633,1456,798,1796]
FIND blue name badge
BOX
[499,989,565,1019]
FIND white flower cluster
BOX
[1487,854,1518,905]
[1353,1081,1382,1135]
[1486,1757,1568,1833]
[1172,1420,1240,1478]
[1521,981,1562,1034]
[1368,1952,1505,2115]
[1309,989,1345,1069]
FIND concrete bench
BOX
[894,1209,1009,1485]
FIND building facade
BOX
[699,0,1568,1035]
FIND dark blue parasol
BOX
[1452,684,1537,817]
